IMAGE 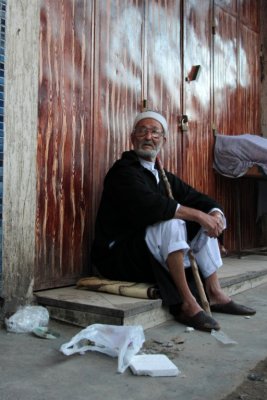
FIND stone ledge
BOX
[35,287,163,317]
[35,268,267,329]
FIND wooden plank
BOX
[146,0,182,174]
[92,0,143,219]
[2,0,40,309]
[182,0,213,194]
[213,5,238,134]
[36,0,94,289]
[213,3,260,252]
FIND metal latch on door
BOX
[179,115,189,131]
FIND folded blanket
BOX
[213,133,267,177]
[76,276,161,300]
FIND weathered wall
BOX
[0,0,265,312]
[1,0,40,314]
[260,0,267,137]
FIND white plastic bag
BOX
[211,329,238,345]
[5,305,49,333]
[60,324,145,373]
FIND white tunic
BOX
[139,159,225,278]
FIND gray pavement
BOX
[1,282,267,400]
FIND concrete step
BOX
[34,287,172,330]
[220,269,267,296]
[35,255,267,329]
[218,254,267,296]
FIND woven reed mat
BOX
[76,276,161,300]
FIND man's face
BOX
[131,118,166,161]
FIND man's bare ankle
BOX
[206,288,230,305]
[181,301,202,317]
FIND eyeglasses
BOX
[134,127,164,139]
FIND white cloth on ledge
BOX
[213,133,267,177]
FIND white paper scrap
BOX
[129,354,180,377]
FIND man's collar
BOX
[138,158,155,170]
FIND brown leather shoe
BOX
[210,300,256,315]
[175,311,220,332]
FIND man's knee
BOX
[152,219,187,239]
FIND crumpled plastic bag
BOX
[5,305,49,333]
[60,324,145,373]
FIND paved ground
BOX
[1,282,267,400]
[222,356,267,400]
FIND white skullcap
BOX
[133,111,168,135]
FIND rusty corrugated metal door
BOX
[36,0,95,289]
[35,0,260,289]
[36,0,145,289]
[145,0,182,174]
[182,0,214,195]
[213,0,260,251]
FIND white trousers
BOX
[145,219,223,279]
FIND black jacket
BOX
[92,150,222,264]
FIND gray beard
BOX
[134,148,159,159]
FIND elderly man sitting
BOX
[91,111,255,332]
